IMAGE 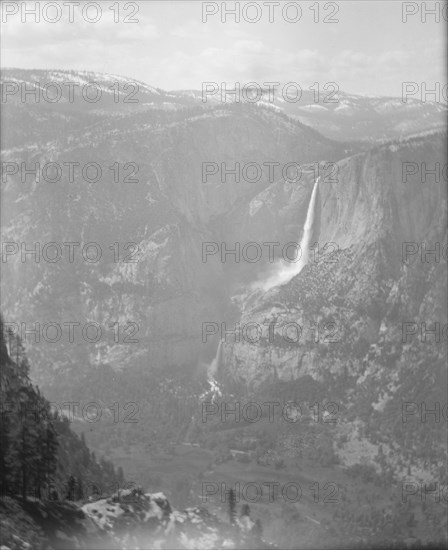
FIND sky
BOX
[1,0,446,97]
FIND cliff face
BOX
[317,135,447,247]
[1,71,446,455]
[217,131,447,481]
[222,131,447,386]
[1,71,352,384]
[1,70,447,546]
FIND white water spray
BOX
[208,339,222,378]
[206,178,319,379]
[258,177,320,292]
[204,340,223,402]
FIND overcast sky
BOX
[1,0,446,97]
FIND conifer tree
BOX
[0,411,11,496]
[228,488,237,525]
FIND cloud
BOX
[1,8,159,53]
[1,1,445,96]
[234,40,266,54]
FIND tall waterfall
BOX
[259,176,320,292]
[208,339,222,378]
[207,177,319,379]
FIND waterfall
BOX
[205,340,223,402]
[258,176,320,292]
[208,339,222,378]
[206,178,319,384]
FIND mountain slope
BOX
[220,130,447,483]
[1,73,354,385]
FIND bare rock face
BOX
[222,131,447,390]
[317,136,448,247]
[1,70,351,385]
[206,131,446,492]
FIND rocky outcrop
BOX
[0,489,270,550]
[81,488,266,549]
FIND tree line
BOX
[0,316,123,502]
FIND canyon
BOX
[1,68,447,548]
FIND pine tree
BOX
[76,476,84,500]
[228,488,237,525]
[17,416,37,501]
[79,432,90,467]
[66,475,76,501]
[16,386,40,501]
[0,411,11,496]
[37,422,59,498]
